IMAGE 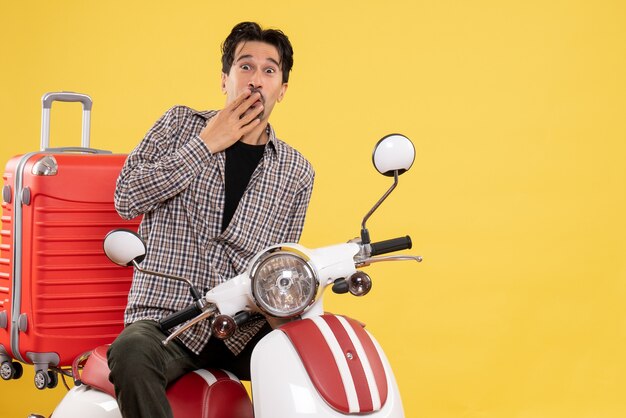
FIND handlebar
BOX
[233,311,252,326]
[159,303,202,332]
[370,235,412,256]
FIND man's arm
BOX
[114,107,212,220]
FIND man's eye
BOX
[241,64,251,70]
[265,68,276,74]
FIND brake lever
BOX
[356,255,423,267]
[161,305,217,346]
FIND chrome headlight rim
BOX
[250,247,319,318]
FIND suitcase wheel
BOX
[34,369,58,390]
[0,361,23,380]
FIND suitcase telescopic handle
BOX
[41,92,93,151]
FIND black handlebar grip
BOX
[233,311,252,326]
[370,235,412,256]
[159,303,202,332]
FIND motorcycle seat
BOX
[79,344,253,418]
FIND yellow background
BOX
[1,0,625,417]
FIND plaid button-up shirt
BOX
[114,105,314,355]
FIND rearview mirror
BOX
[372,134,415,176]
[361,134,415,244]
[103,229,146,267]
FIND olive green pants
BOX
[107,320,270,418]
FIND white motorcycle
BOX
[39,133,422,418]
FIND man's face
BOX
[222,41,288,122]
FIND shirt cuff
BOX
[195,135,213,156]
[177,134,213,173]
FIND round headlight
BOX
[251,250,318,317]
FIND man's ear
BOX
[221,73,227,94]
[277,83,288,102]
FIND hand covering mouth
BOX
[240,87,265,121]
[249,87,265,106]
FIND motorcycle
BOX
[37,133,422,418]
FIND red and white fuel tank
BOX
[251,314,405,417]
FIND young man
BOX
[107,22,314,417]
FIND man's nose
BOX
[249,69,263,89]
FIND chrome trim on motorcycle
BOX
[250,247,319,318]
[361,170,399,245]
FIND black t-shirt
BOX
[221,140,266,232]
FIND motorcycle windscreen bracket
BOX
[280,314,389,414]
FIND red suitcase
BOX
[0,92,139,389]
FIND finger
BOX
[233,91,262,116]
[224,89,253,112]
[238,116,262,136]
[237,104,264,127]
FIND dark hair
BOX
[221,22,294,83]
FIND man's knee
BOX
[108,321,165,382]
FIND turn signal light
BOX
[211,315,237,339]
[348,271,372,296]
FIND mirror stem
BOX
[131,260,203,301]
[360,170,399,244]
